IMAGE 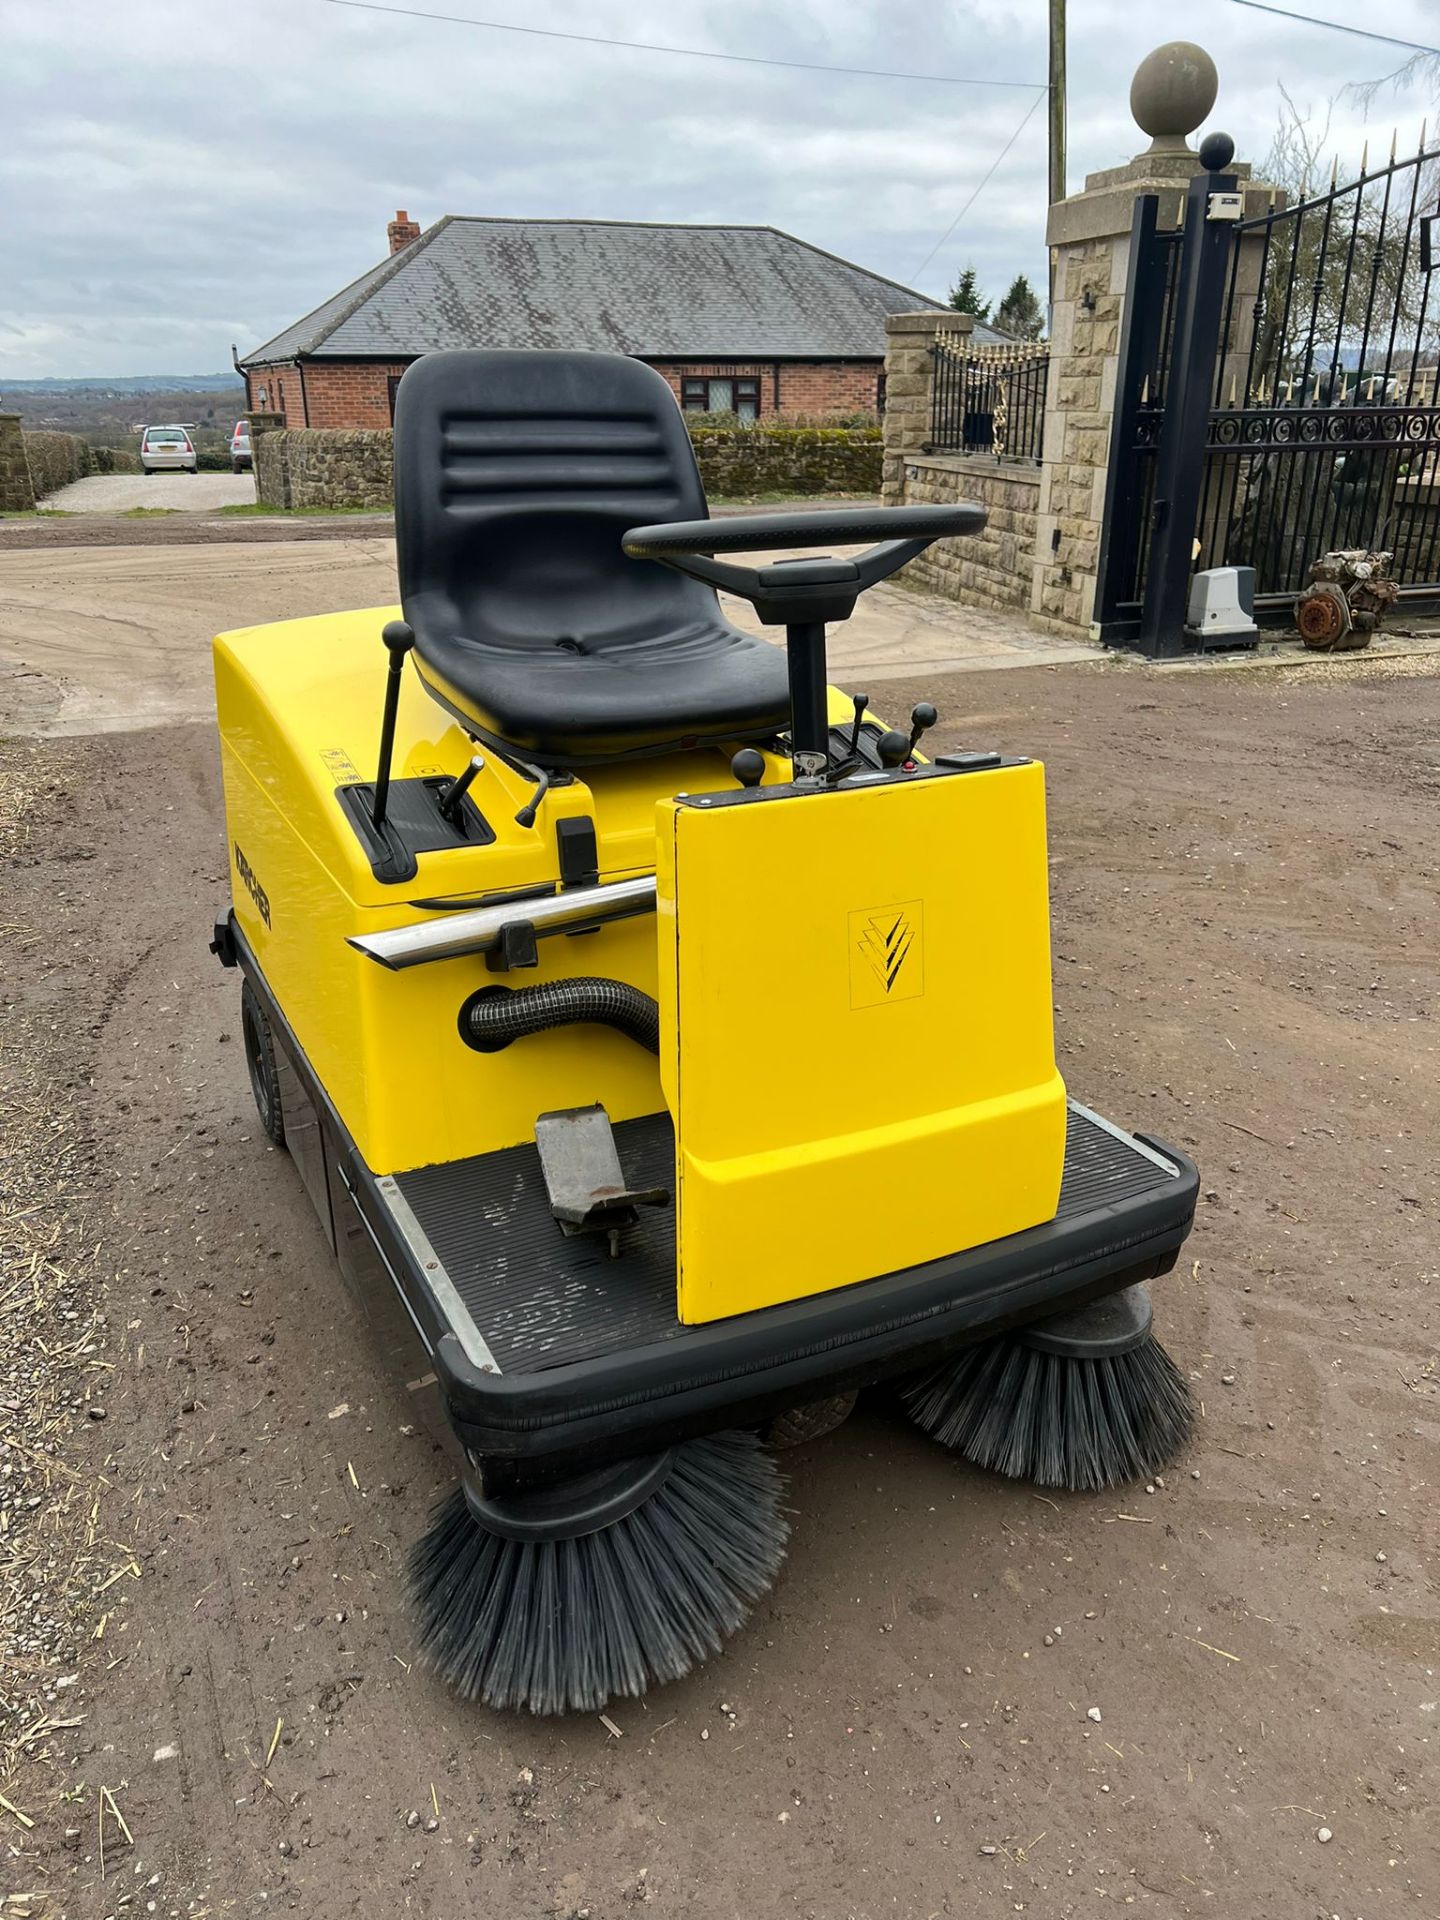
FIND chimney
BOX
[387,209,420,254]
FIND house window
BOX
[681,376,761,422]
[387,374,402,422]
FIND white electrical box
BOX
[1207,191,1244,222]
[1185,567,1259,646]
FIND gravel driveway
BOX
[42,470,257,512]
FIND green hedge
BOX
[23,431,92,498]
[90,445,140,475]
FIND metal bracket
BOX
[534,1104,670,1255]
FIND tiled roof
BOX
[241,217,988,365]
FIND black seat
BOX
[392,350,792,765]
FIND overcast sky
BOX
[4,0,1438,377]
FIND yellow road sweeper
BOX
[210,350,1197,1713]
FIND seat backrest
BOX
[393,349,718,656]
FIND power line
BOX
[910,89,1047,287]
[1226,0,1440,59]
[317,0,1044,87]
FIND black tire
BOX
[240,978,286,1148]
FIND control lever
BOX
[438,754,484,823]
[846,692,869,758]
[514,762,553,830]
[876,729,912,769]
[908,703,938,754]
[730,748,766,789]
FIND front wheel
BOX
[240,978,285,1148]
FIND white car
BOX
[140,425,197,473]
[231,420,252,472]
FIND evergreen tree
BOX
[994,273,1044,340]
[946,266,990,321]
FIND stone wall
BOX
[0,415,35,512]
[21,430,92,500]
[252,423,882,510]
[284,430,394,509]
[897,455,1041,612]
[689,426,880,496]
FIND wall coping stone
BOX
[1047,150,1277,246]
[885,309,969,338]
[906,453,1041,485]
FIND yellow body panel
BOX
[656,767,1067,1322]
[217,602,1065,1326]
[215,606,684,1173]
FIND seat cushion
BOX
[392,351,793,765]
[412,614,792,764]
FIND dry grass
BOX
[0,747,139,1901]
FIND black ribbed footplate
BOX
[391,1104,1179,1377]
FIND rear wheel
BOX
[240,978,285,1147]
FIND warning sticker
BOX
[321,747,361,784]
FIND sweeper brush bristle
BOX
[406,1432,788,1715]
[904,1333,1192,1492]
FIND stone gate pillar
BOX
[1033,41,1278,637]
[881,310,972,506]
[247,411,289,510]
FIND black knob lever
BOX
[876,729,912,769]
[731,748,766,789]
[908,702,938,754]
[846,691,869,758]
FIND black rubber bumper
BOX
[230,917,1197,1488]
[418,1147,1196,1475]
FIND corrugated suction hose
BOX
[459,978,660,1055]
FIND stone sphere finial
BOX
[1130,42,1219,154]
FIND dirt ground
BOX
[1,591,1437,1917]
[0,537,1090,740]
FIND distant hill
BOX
[0,373,243,394]
[1,377,248,454]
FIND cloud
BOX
[2,0,1436,374]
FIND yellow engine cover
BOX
[656,766,1067,1323]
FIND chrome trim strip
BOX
[377,1175,502,1375]
[1067,1099,1180,1177]
[348,874,658,969]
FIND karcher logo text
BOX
[849,900,924,1008]
[234,842,272,929]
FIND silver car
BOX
[140,425,197,473]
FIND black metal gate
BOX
[1093,200,1184,644]
[1201,143,1440,609]
[1096,137,1440,653]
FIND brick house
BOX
[238,211,997,427]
